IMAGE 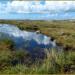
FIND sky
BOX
[0,0,75,20]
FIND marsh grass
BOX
[0,20,75,74]
[0,48,74,74]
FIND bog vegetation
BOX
[0,20,75,74]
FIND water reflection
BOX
[0,24,56,58]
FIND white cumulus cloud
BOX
[0,1,75,14]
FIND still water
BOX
[0,24,56,58]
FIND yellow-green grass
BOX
[0,20,75,49]
[0,48,75,74]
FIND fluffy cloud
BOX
[0,1,75,14]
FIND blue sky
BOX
[0,1,75,20]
